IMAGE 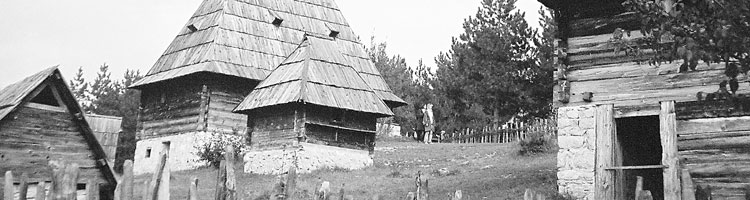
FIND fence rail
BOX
[441,118,556,144]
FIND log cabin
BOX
[539,0,750,199]
[234,35,394,174]
[0,67,117,199]
[128,0,405,174]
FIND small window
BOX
[325,23,339,38]
[268,10,283,26]
[145,148,152,158]
[30,86,60,106]
[187,24,198,32]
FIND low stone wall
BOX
[134,132,214,175]
[557,105,596,200]
[243,143,373,174]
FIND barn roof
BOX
[86,114,122,164]
[130,0,406,107]
[0,67,118,184]
[234,35,394,116]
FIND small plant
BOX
[194,132,246,168]
[386,170,405,178]
[518,129,554,156]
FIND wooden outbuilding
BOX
[540,0,750,199]
[0,67,117,199]
[85,114,122,165]
[234,35,393,152]
[128,0,405,173]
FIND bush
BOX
[518,130,555,156]
[194,133,246,168]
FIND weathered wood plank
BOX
[595,104,615,200]
[660,101,681,200]
[678,134,750,151]
[677,116,750,135]
[568,12,640,37]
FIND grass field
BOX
[135,138,559,200]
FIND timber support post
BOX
[594,104,615,199]
[660,101,681,200]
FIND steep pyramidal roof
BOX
[235,35,393,116]
[130,0,405,106]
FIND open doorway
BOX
[615,116,664,200]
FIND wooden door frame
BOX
[594,102,681,200]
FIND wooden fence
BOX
[441,118,556,144]
[1,144,554,200]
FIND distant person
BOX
[414,104,425,141]
[423,104,434,144]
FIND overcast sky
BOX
[0,0,546,87]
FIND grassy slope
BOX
[135,140,557,200]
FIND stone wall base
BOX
[557,105,597,200]
[243,143,373,174]
[134,132,217,175]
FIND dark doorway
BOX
[615,116,664,200]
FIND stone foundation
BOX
[134,132,218,175]
[243,143,373,174]
[557,105,596,199]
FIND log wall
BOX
[0,106,110,185]
[206,81,253,135]
[138,83,202,139]
[557,23,750,117]
[304,106,376,151]
[248,107,298,149]
[677,115,750,199]
[138,73,257,139]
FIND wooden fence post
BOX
[635,176,643,200]
[338,184,345,200]
[225,146,236,200]
[189,178,199,200]
[116,160,134,200]
[451,190,462,200]
[214,162,227,200]
[87,179,99,200]
[285,164,297,199]
[18,173,29,200]
[141,180,150,200]
[4,171,13,200]
[36,182,46,200]
[681,169,696,200]
[146,152,168,200]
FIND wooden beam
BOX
[604,165,667,170]
[595,104,615,200]
[660,101,681,200]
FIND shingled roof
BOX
[0,67,58,120]
[130,0,406,106]
[234,35,393,116]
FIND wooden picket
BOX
[442,118,556,144]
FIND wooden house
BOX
[234,34,392,151]
[128,0,405,174]
[0,67,117,199]
[539,0,750,199]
